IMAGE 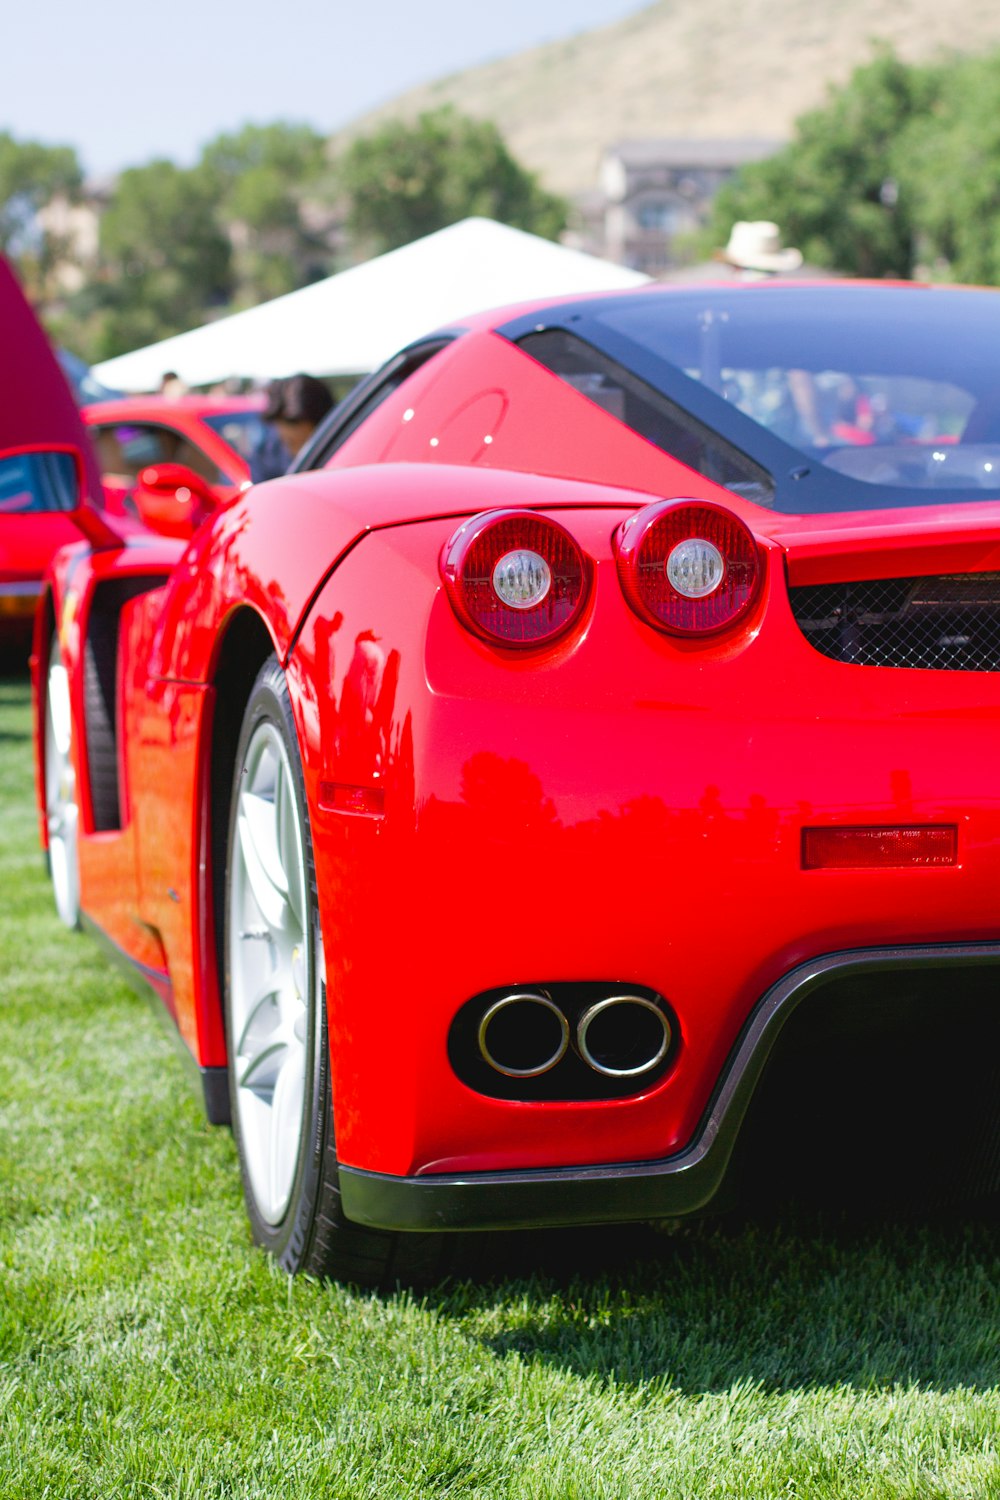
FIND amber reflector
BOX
[319,782,385,816]
[802,825,957,869]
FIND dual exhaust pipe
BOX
[477,989,672,1081]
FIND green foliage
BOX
[91,160,232,358]
[24,110,562,361]
[904,54,1000,285]
[60,124,335,360]
[340,106,567,253]
[0,132,83,297]
[197,123,335,304]
[710,44,1000,286]
[709,49,939,279]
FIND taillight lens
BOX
[441,509,590,646]
[615,499,763,636]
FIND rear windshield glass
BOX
[513,285,1000,513]
[519,329,774,506]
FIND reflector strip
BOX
[802,825,958,869]
[318,782,385,817]
[0,593,38,618]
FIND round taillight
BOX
[615,499,763,636]
[441,509,590,646]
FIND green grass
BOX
[0,670,998,1499]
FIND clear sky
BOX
[9,0,648,178]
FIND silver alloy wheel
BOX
[228,718,310,1226]
[44,641,80,929]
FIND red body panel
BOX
[289,513,1000,1175]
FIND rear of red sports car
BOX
[277,283,1000,1235]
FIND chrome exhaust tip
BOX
[478,991,570,1078]
[576,995,672,1078]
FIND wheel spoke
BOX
[238,1036,287,1096]
[237,790,291,931]
[47,663,72,757]
[235,973,282,1060]
[45,646,80,930]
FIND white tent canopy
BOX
[93,218,650,393]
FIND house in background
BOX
[569,139,782,275]
[35,180,114,296]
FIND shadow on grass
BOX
[426,994,1000,1396]
[429,1195,999,1396]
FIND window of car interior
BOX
[91,422,229,486]
[292,337,456,472]
[517,328,775,506]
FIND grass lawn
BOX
[0,668,998,1499]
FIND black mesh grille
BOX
[789,573,1000,670]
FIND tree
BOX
[197,123,335,304]
[0,132,83,295]
[707,49,942,279]
[903,55,1000,285]
[92,160,233,357]
[339,107,566,254]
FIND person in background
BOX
[159,370,187,400]
[249,379,293,482]
[715,221,803,280]
[271,373,335,461]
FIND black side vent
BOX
[84,576,166,831]
[789,573,1000,671]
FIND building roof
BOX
[604,138,783,169]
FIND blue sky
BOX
[10,0,646,177]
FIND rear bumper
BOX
[339,940,1000,1231]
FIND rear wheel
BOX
[44,639,80,930]
[224,657,449,1286]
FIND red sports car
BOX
[82,393,275,517]
[27,270,1000,1285]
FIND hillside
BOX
[335,0,1000,197]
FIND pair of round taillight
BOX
[440,500,763,647]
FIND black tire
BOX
[224,656,450,1287]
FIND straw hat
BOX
[719,221,803,273]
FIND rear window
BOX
[519,329,774,506]
[507,285,1000,514]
